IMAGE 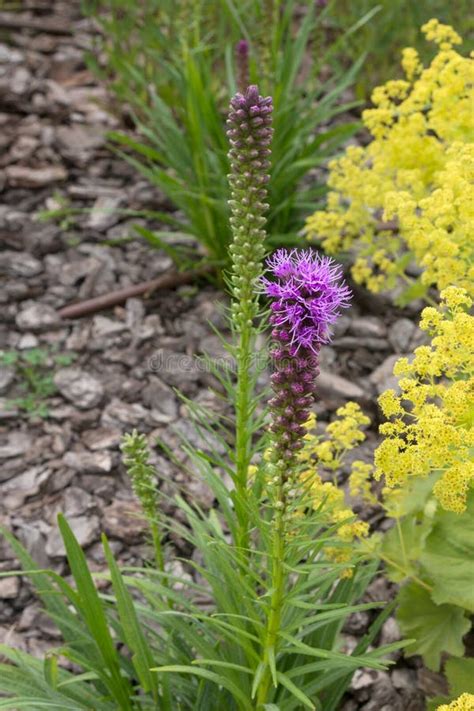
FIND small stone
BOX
[46,515,100,557]
[199,335,231,361]
[0,626,24,651]
[63,450,113,474]
[56,124,105,156]
[3,465,51,508]
[82,426,122,451]
[17,334,39,349]
[87,195,122,231]
[0,366,14,394]
[379,616,401,646]
[17,603,42,631]
[91,315,127,339]
[350,316,387,338]
[389,318,416,352]
[62,486,94,517]
[333,314,351,338]
[334,336,388,351]
[0,251,42,277]
[103,500,147,543]
[358,671,397,709]
[339,701,358,711]
[101,398,149,428]
[173,419,226,456]
[0,44,23,63]
[16,302,59,331]
[8,135,39,162]
[125,297,145,330]
[0,432,32,460]
[417,667,449,697]
[351,669,377,691]
[17,524,49,568]
[5,164,67,188]
[392,669,417,690]
[58,257,101,287]
[369,355,404,394]
[54,368,104,409]
[0,398,19,419]
[0,575,19,599]
[80,475,116,501]
[342,610,370,635]
[143,377,178,423]
[317,370,366,402]
[153,350,201,389]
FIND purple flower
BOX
[263,249,351,463]
[262,249,351,353]
[226,86,273,328]
[235,40,250,93]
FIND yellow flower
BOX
[436,693,474,711]
[378,390,402,418]
[422,19,462,48]
[349,461,378,505]
[304,21,473,299]
[374,292,474,512]
[294,407,371,575]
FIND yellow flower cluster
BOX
[372,288,474,513]
[299,404,371,574]
[437,694,474,711]
[305,20,474,297]
[300,402,370,471]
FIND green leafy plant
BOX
[0,347,76,418]
[83,0,369,265]
[350,289,474,675]
[0,85,401,710]
[324,0,473,99]
[379,485,473,671]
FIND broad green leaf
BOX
[381,514,433,583]
[396,583,470,670]
[420,493,474,612]
[445,657,474,696]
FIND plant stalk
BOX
[256,488,286,706]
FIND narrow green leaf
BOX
[276,672,315,710]
[102,534,160,700]
[57,515,133,709]
[151,665,252,710]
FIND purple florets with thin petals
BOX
[263,250,351,465]
[262,249,351,353]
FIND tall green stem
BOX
[256,498,286,706]
[235,324,253,550]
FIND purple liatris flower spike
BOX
[263,249,351,465]
[235,39,250,92]
[227,85,273,329]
